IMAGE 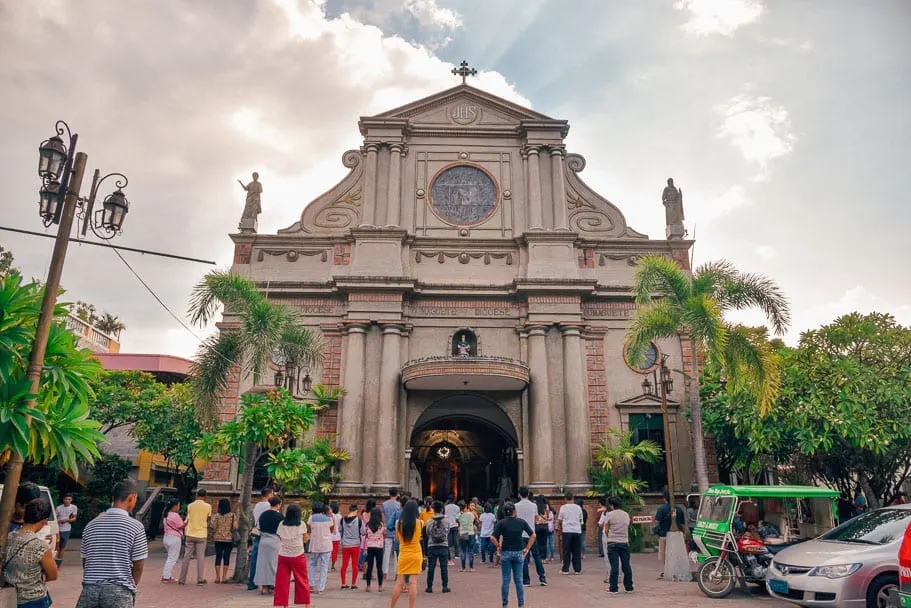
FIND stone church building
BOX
[203,78,706,502]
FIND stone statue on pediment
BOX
[662,177,686,239]
[238,172,262,233]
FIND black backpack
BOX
[429,518,448,544]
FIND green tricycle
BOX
[691,485,839,598]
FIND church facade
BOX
[203,81,707,502]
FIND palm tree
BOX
[187,270,323,581]
[590,428,663,504]
[95,312,126,339]
[626,256,790,491]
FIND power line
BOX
[107,244,204,342]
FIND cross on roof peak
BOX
[451,60,477,85]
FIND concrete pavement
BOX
[47,539,791,607]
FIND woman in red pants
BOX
[274,503,311,607]
[339,504,363,589]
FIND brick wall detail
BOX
[584,331,608,459]
[577,248,595,268]
[333,243,351,266]
[316,326,342,439]
[233,243,252,264]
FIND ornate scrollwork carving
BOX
[313,186,362,230]
[565,153,586,173]
[567,189,616,234]
[414,251,514,265]
[598,253,643,267]
[342,149,362,169]
[257,248,329,263]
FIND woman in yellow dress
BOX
[391,500,423,608]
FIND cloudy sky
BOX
[1,0,908,358]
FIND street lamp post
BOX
[0,121,133,544]
[658,354,680,531]
[272,356,312,397]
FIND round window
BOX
[429,164,498,226]
[626,342,660,374]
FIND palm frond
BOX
[631,255,691,306]
[716,271,791,336]
[187,270,263,327]
[278,324,325,371]
[692,260,739,296]
[239,299,293,385]
[626,299,680,366]
[681,294,727,366]
[724,324,781,414]
[190,332,242,426]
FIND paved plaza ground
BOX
[46,539,795,608]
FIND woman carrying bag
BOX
[210,498,239,584]
[0,499,58,608]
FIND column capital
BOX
[522,144,542,157]
[380,323,406,335]
[559,323,585,337]
[524,324,550,337]
[343,321,370,334]
[364,142,381,153]
[549,146,566,157]
[388,143,407,155]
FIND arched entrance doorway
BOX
[409,394,518,502]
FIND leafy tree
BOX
[88,370,165,434]
[95,312,126,339]
[195,389,317,580]
[626,256,790,490]
[75,301,98,325]
[0,245,19,278]
[777,313,911,506]
[0,272,104,473]
[270,436,350,500]
[589,428,662,504]
[132,383,203,501]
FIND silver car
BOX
[767,504,911,608]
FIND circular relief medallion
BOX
[626,342,660,374]
[430,164,498,226]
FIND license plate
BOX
[769,579,789,594]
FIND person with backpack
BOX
[423,501,451,594]
[339,504,362,589]
[362,507,386,592]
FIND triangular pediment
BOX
[616,393,680,409]
[373,84,553,127]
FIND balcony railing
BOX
[65,313,118,353]
[402,355,530,391]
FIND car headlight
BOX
[808,564,863,579]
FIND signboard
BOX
[632,515,654,525]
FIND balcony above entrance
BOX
[402,356,530,391]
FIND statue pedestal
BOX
[666,223,686,240]
[238,217,258,234]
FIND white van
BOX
[0,484,60,558]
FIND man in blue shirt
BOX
[382,488,402,577]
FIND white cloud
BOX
[674,0,764,37]
[404,0,462,29]
[753,244,777,260]
[715,93,796,179]
[800,286,911,332]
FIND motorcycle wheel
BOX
[697,557,737,599]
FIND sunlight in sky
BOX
[674,0,764,37]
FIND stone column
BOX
[337,323,367,488]
[527,325,554,489]
[551,148,569,230]
[374,324,402,486]
[385,144,404,227]
[562,325,591,489]
[360,143,379,227]
[525,146,544,230]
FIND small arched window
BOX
[452,330,478,357]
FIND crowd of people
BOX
[0,479,656,608]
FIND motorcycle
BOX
[696,533,773,598]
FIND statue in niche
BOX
[455,334,472,357]
[408,461,423,498]
[662,177,686,239]
[237,172,263,233]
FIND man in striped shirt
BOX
[76,480,149,608]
